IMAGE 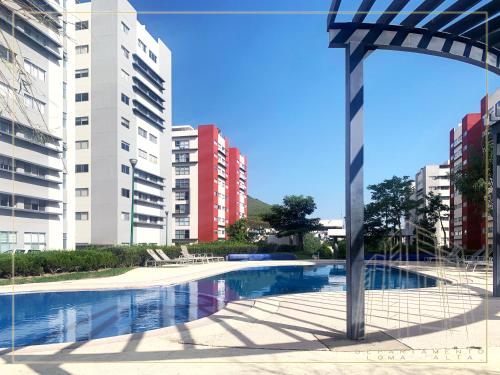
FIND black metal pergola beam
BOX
[423,0,482,32]
[327,0,500,341]
[442,1,500,35]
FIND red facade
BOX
[197,125,247,243]
[449,110,483,251]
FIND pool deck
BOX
[1,260,499,374]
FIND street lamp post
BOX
[129,158,138,245]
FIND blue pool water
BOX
[0,264,439,348]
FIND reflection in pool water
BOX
[0,264,438,347]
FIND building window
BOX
[149,133,157,144]
[175,140,189,149]
[0,43,14,63]
[175,179,189,189]
[138,127,147,138]
[76,116,89,126]
[175,216,190,226]
[175,166,189,175]
[175,230,190,240]
[76,212,89,221]
[121,164,130,174]
[75,68,89,78]
[23,94,45,114]
[76,188,89,197]
[23,59,45,81]
[121,45,129,59]
[121,117,130,128]
[175,191,189,200]
[121,21,129,33]
[76,140,89,149]
[23,232,45,250]
[175,153,189,163]
[138,39,146,52]
[76,45,89,54]
[120,69,130,81]
[149,154,157,164]
[175,204,189,215]
[121,212,130,221]
[121,141,130,151]
[75,164,89,173]
[75,20,88,30]
[121,93,129,105]
[121,188,130,198]
[76,92,89,102]
[138,149,147,159]
[149,50,157,63]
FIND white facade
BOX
[414,163,451,247]
[0,0,75,251]
[172,125,198,243]
[74,0,172,246]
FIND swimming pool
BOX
[0,264,439,348]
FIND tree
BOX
[366,176,417,245]
[416,191,449,247]
[364,202,391,250]
[261,195,324,250]
[451,134,492,214]
[226,218,249,242]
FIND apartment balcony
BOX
[133,214,164,228]
[132,77,165,111]
[0,119,62,154]
[0,155,62,185]
[134,197,164,209]
[12,0,62,34]
[132,54,164,91]
[0,3,61,59]
[134,168,164,189]
[0,192,61,217]
[132,100,165,129]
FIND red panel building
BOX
[450,90,498,250]
[197,125,247,243]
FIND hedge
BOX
[0,241,302,279]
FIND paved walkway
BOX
[1,261,499,374]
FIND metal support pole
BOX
[129,158,138,246]
[345,41,366,339]
[130,170,135,245]
[493,122,500,297]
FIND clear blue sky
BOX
[131,0,500,218]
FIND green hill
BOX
[247,196,272,227]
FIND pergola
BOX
[327,0,500,340]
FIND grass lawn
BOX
[0,267,133,286]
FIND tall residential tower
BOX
[0,0,76,251]
[74,0,172,246]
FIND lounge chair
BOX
[155,249,186,264]
[464,249,492,271]
[146,249,176,267]
[424,247,462,264]
[180,246,224,263]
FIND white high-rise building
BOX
[171,125,199,244]
[0,0,76,251]
[74,0,172,246]
[413,162,451,247]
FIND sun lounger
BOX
[146,249,176,267]
[180,246,224,263]
[155,249,186,264]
